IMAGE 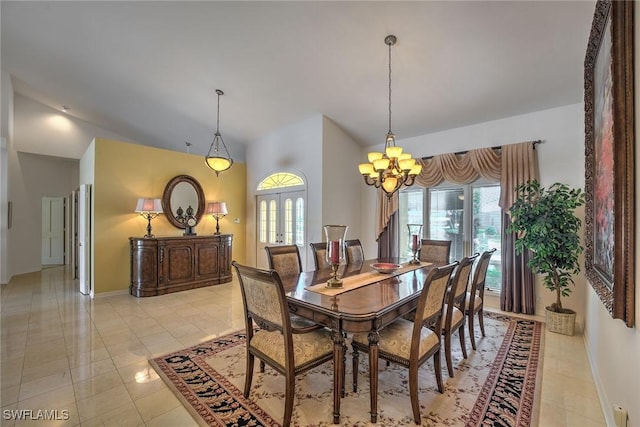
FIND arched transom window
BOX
[257,172,304,190]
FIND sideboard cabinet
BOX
[129,234,232,297]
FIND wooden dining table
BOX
[279,258,438,424]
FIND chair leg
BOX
[408,362,421,424]
[434,349,444,393]
[260,360,265,373]
[444,332,454,378]
[352,346,359,392]
[478,308,486,337]
[244,352,255,397]
[468,313,477,350]
[459,326,468,359]
[282,373,295,427]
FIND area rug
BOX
[150,312,543,426]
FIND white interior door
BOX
[256,190,306,269]
[78,184,92,295]
[41,197,64,265]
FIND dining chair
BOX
[232,261,334,427]
[419,239,452,263]
[264,245,303,278]
[309,242,330,270]
[442,253,478,377]
[466,248,497,350]
[351,261,458,424]
[345,239,365,264]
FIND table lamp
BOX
[206,201,228,235]
[135,198,163,238]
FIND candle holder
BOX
[324,225,348,288]
[407,224,423,265]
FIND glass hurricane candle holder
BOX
[407,224,423,265]
[324,224,348,288]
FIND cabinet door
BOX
[195,240,220,280]
[130,239,158,296]
[159,241,195,285]
[219,236,232,281]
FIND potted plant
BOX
[507,180,585,335]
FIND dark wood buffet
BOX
[129,234,232,297]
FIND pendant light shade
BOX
[205,89,233,176]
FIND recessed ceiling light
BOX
[61,106,70,113]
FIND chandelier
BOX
[205,89,233,176]
[358,35,422,198]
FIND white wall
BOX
[5,95,130,277]
[1,70,14,284]
[14,94,135,160]
[581,6,640,425]
[321,116,365,248]
[246,114,363,271]
[246,115,323,269]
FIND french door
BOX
[256,190,306,269]
[399,182,502,291]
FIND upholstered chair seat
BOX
[351,262,457,424]
[233,261,334,427]
[352,318,438,361]
[251,328,333,369]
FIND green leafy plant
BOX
[507,180,585,313]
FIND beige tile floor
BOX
[1,266,606,426]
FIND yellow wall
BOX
[93,138,246,294]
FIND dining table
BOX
[280,258,438,424]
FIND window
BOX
[399,182,502,292]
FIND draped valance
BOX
[375,141,539,238]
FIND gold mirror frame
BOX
[162,175,205,229]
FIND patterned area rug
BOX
[150,312,543,426]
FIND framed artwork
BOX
[584,0,635,327]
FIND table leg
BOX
[331,329,345,424]
[368,331,380,423]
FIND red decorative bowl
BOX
[371,263,401,274]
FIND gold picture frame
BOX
[584,0,635,327]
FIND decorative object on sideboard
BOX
[358,35,422,198]
[162,175,205,230]
[204,89,233,176]
[206,201,228,235]
[134,198,163,238]
[324,224,348,288]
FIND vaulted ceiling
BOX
[2,1,596,160]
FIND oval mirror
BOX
[162,175,205,229]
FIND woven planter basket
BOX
[545,307,576,335]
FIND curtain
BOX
[377,211,398,259]
[499,142,538,314]
[373,140,539,314]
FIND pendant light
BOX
[358,35,422,198]
[205,89,233,176]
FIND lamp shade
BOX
[135,198,163,213]
[205,201,228,216]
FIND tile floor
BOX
[1,266,606,426]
